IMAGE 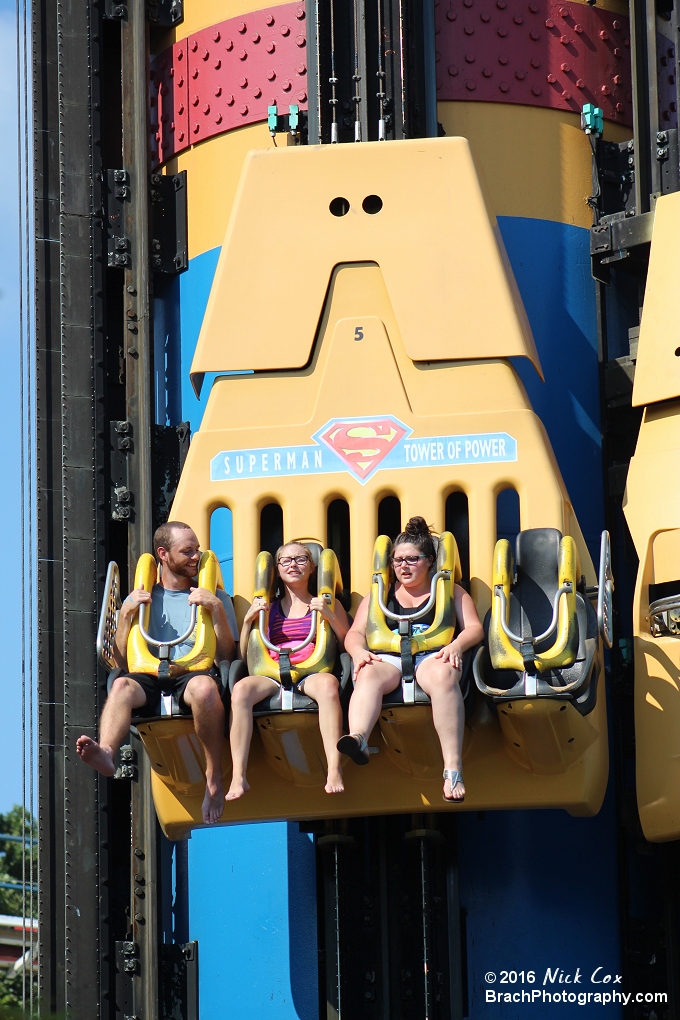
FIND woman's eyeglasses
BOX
[392,555,426,566]
[278,555,310,567]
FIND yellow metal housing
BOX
[136,138,607,839]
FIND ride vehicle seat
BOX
[473,528,600,711]
[229,540,352,716]
[97,551,231,721]
[366,531,476,710]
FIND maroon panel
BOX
[435,0,633,127]
[150,2,308,167]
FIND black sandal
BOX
[337,732,370,766]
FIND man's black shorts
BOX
[122,667,221,717]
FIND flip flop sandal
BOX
[337,732,370,766]
[443,769,465,803]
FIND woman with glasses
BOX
[226,542,350,800]
[339,517,483,802]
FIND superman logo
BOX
[315,416,409,481]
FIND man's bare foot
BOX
[202,777,225,824]
[325,769,344,794]
[76,735,116,777]
[225,777,250,801]
[443,775,465,802]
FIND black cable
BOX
[329,0,339,142]
[376,0,386,139]
[352,0,362,140]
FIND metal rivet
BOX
[240,104,249,115]
[560,35,568,44]
[498,53,508,63]
[545,18,554,28]
[214,59,221,69]
[530,30,539,39]
[201,48,209,60]
[465,52,475,62]
[203,102,210,113]
[447,9,456,18]
[267,69,276,80]
[267,42,275,53]
[499,81,509,90]
[481,12,490,21]
[513,14,523,23]
[297,63,306,74]
[296,34,305,46]
[214,86,221,96]
[465,79,476,89]
[297,89,307,101]
[213,30,220,42]
[532,85,541,95]
[614,47,621,56]
[574,23,582,32]
[497,27,507,36]
[531,57,540,67]
[561,62,570,71]
[599,29,609,40]
[613,74,622,84]
[601,84,611,94]
[296,5,305,17]
[239,77,248,87]
[576,78,585,87]
[612,19,620,29]
[282,79,292,90]
[238,20,247,33]
[178,103,184,113]
[529,2,539,10]
[190,39,198,51]
[558,6,568,15]
[253,87,261,98]
[562,89,572,98]
[191,68,198,79]
[281,24,290,35]
[465,24,474,34]
[266,14,274,25]
[616,102,624,112]
[252,32,260,43]
[225,39,233,50]
[448,64,459,75]
[239,49,247,60]
[547,73,556,82]
[482,66,492,76]
[515,69,525,79]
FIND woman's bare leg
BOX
[301,673,344,793]
[226,675,278,801]
[345,662,401,749]
[416,658,465,800]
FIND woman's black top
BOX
[386,584,438,634]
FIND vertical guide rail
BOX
[121,0,156,1012]
[34,0,110,1004]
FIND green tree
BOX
[0,807,38,1014]
[0,806,37,917]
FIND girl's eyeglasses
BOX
[392,555,426,566]
[278,555,310,567]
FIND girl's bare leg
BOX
[226,675,278,800]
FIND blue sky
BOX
[0,0,27,814]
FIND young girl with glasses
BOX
[339,517,483,802]
[226,542,350,800]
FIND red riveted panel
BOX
[435,0,632,127]
[150,2,308,166]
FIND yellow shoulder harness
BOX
[365,532,461,655]
[489,534,580,672]
[246,547,342,684]
[126,550,223,676]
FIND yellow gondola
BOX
[623,190,680,841]
[100,137,612,839]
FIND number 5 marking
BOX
[354,326,364,341]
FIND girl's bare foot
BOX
[76,735,116,777]
[325,769,344,794]
[225,777,250,801]
[202,777,225,824]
